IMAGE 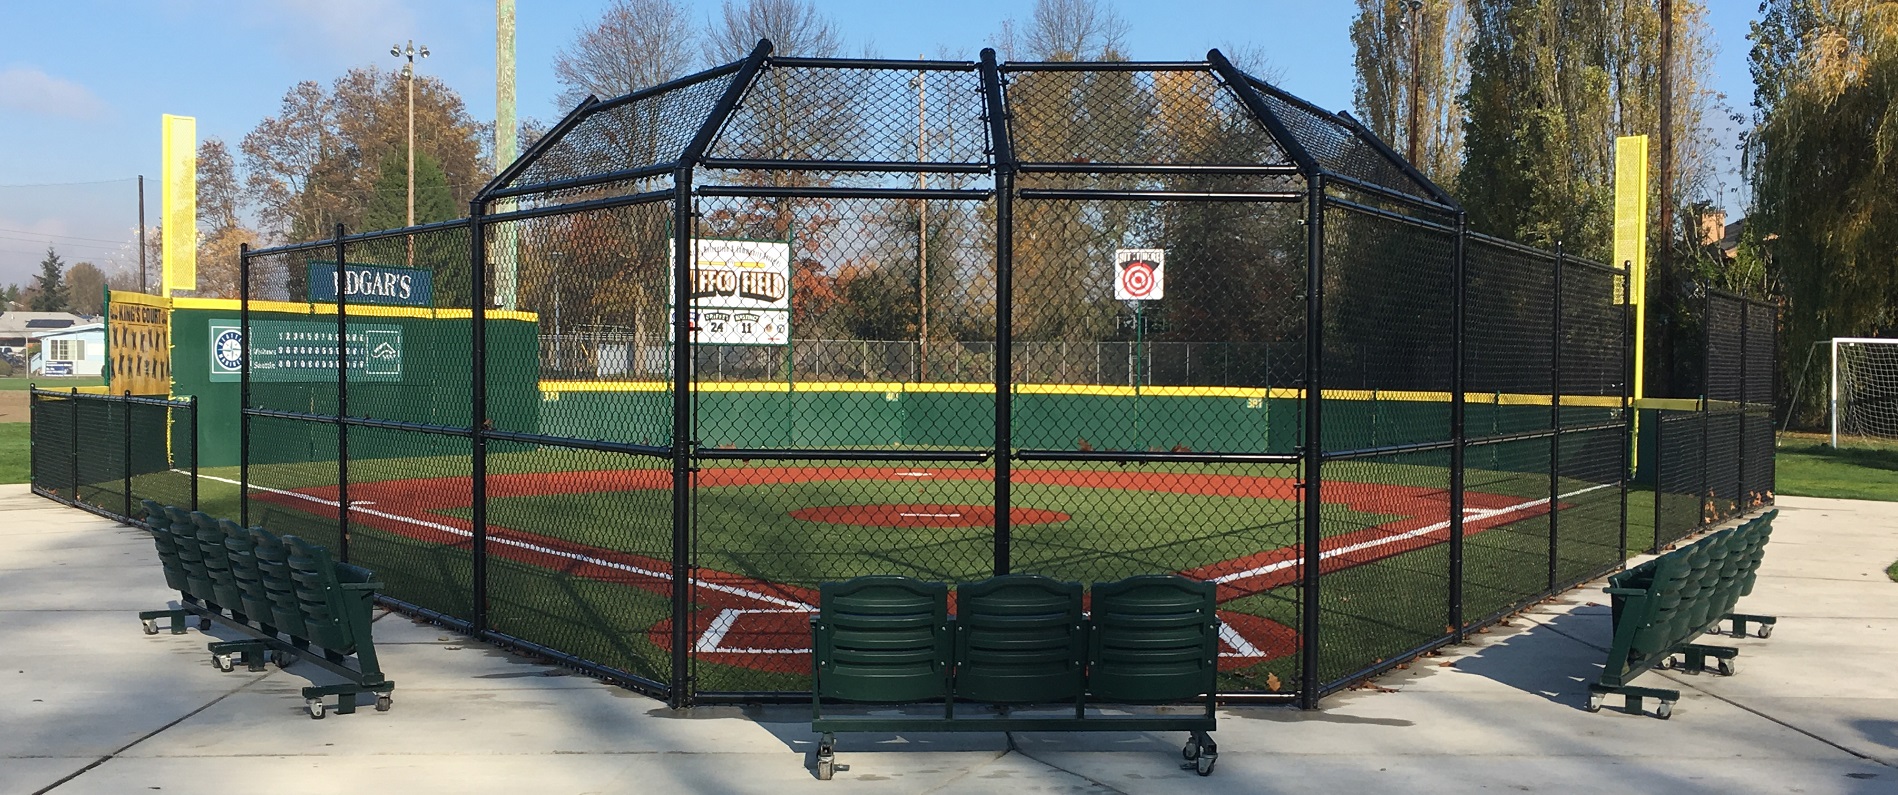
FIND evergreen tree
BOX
[29,248,69,312]
[362,147,457,232]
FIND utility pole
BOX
[137,175,147,293]
[392,40,430,266]
[496,0,519,310]
[1657,0,1675,396]
[1404,0,1425,167]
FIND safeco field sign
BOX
[668,238,792,346]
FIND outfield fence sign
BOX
[308,261,434,307]
[668,237,791,346]
[208,319,403,382]
[1114,249,1165,301]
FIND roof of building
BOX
[30,322,103,339]
[0,312,90,334]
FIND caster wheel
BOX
[1585,694,1604,713]
[375,694,392,712]
[1655,702,1673,720]
[270,651,297,669]
[198,617,211,631]
[142,619,159,636]
[307,699,326,720]
[1196,754,1217,776]
[212,654,234,673]
[1756,624,1773,639]
[816,755,833,781]
[1716,658,1736,677]
[1182,740,1200,760]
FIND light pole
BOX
[391,40,430,265]
[1401,0,1426,167]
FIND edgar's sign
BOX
[308,261,434,306]
[1114,249,1165,301]
[668,238,792,346]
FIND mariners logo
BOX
[213,328,245,373]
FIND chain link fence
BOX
[28,42,1764,710]
[1650,291,1778,550]
[29,389,198,523]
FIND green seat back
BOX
[249,526,305,637]
[1739,512,1775,597]
[142,501,189,593]
[166,508,212,600]
[1086,575,1218,704]
[953,575,1085,704]
[220,519,273,622]
[191,511,245,610]
[815,577,951,703]
[286,535,355,652]
[1628,554,1691,659]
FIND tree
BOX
[1350,0,1470,186]
[198,138,243,232]
[193,137,256,299]
[361,148,458,232]
[992,0,1128,61]
[1,284,20,310]
[241,68,486,241]
[64,262,106,315]
[554,0,699,106]
[30,248,68,312]
[706,0,841,61]
[1747,0,1898,418]
[1458,0,1721,262]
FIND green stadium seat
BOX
[954,575,1085,704]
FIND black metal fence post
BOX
[979,47,1015,577]
[470,200,490,635]
[122,390,133,518]
[239,242,251,528]
[334,224,350,561]
[1299,174,1326,709]
[1548,243,1563,590]
[1736,299,1748,509]
[26,388,35,493]
[1449,212,1467,638]
[189,395,200,512]
[70,387,80,506]
[1700,291,1711,530]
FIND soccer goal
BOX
[1831,338,1898,447]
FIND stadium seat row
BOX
[137,500,393,719]
[811,573,1220,780]
[1590,510,1778,718]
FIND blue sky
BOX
[0,0,1761,288]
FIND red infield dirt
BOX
[252,466,1566,674]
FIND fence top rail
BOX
[245,216,472,258]
[768,56,978,71]
[30,389,193,408]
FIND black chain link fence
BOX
[19,43,1767,710]
[29,389,198,523]
[1651,291,1778,550]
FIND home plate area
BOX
[252,469,1574,677]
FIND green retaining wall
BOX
[540,386,1611,459]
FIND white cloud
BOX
[0,67,108,121]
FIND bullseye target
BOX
[1113,248,1165,300]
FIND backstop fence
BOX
[30,43,1773,709]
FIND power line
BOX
[0,177,137,188]
[0,227,137,245]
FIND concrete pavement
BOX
[2,484,1893,794]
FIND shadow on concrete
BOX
[1447,607,1612,712]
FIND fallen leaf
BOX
[1267,672,1282,692]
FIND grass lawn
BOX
[1776,432,1898,502]
[0,375,104,391]
[0,423,26,484]
[1888,559,1897,583]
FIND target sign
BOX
[1114,248,1165,300]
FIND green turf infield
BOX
[135,448,1632,694]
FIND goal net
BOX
[1833,338,1898,446]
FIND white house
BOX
[30,322,105,377]
[0,311,88,353]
